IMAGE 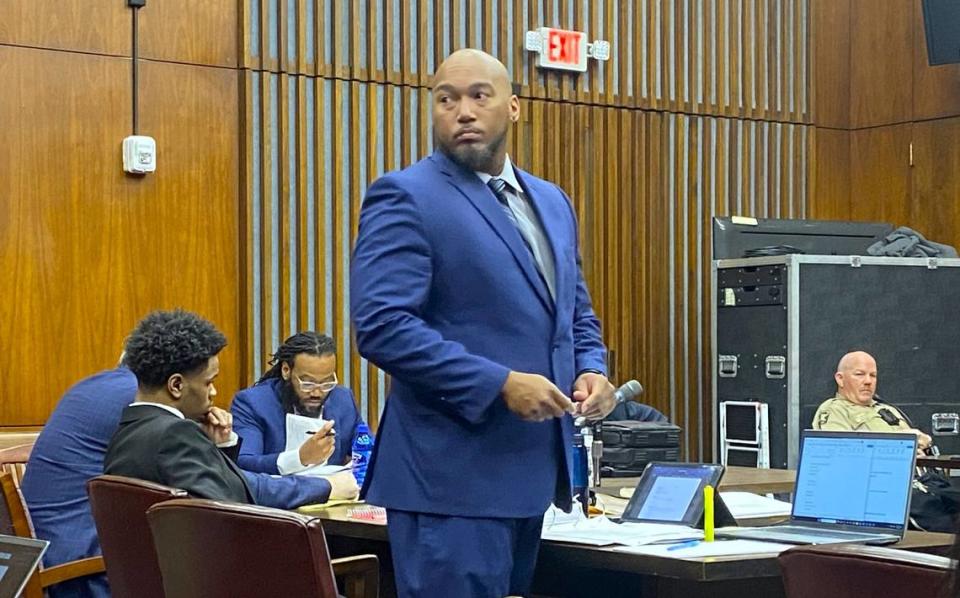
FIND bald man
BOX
[812,351,932,450]
[350,49,616,596]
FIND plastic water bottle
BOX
[572,433,589,515]
[351,422,374,486]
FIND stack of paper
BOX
[720,492,792,518]
[541,505,701,547]
[615,539,794,558]
[295,464,351,478]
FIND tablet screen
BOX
[621,462,724,525]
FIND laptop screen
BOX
[792,431,917,530]
[0,535,48,598]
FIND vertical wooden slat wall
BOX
[242,0,811,456]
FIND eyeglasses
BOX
[294,373,338,393]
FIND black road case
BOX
[712,255,960,468]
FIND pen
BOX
[666,539,702,552]
[306,430,336,437]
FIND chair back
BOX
[778,543,953,598]
[147,499,340,598]
[0,471,34,539]
[0,442,34,490]
[87,475,187,598]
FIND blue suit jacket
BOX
[350,151,607,518]
[231,379,362,472]
[22,368,333,598]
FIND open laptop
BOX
[0,535,48,598]
[719,430,917,545]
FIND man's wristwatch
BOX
[577,368,605,378]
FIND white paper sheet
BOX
[284,413,330,452]
[720,492,792,519]
[295,464,351,478]
[615,539,794,558]
[541,505,702,547]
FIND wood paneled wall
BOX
[0,1,241,424]
[811,0,960,250]
[243,0,811,459]
[1,1,825,463]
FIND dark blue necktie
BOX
[486,177,548,288]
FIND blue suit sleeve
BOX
[242,470,331,509]
[231,391,282,474]
[350,176,510,424]
[559,186,608,376]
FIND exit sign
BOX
[525,28,610,73]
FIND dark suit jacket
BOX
[351,151,608,518]
[104,404,253,503]
[232,379,362,473]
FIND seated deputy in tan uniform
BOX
[812,350,932,451]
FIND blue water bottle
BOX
[571,433,589,515]
[351,422,374,487]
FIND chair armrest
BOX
[332,554,379,598]
[39,556,107,587]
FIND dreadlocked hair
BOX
[258,331,337,383]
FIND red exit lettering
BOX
[547,30,582,65]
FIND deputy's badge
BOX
[818,412,830,427]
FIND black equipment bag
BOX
[910,469,960,533]
[600,421,682,477]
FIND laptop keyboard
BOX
[727,525,896,544]
[769,526,885,539]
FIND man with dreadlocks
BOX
[231,331,364,480]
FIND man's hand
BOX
[501,371,575,422]
[910,428,933,452]
[203,407,234,444]
[325,470,360,500]
[299,420,336,466]
[572,372,616,421]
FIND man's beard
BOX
[280,379,323,417]
[436,126,507,173]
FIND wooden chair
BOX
[148,498,379,598]
[0,472,106,598]
[0,432,40,451]
[0,442,34,488]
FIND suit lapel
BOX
[431,151,555,315]
[514,167,568,314]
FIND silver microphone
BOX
[574,379,643,426]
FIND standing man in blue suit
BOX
[350,49,617,597]
[232,331,362,474]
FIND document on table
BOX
[295,463,351,478]
[541,505,701,547]
[615,539,794,558]
[720,492,792,519]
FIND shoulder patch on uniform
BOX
[818,411,830,427]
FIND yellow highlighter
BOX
[703,484,715,542]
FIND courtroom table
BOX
[313,504,952,598]
[597,465,797,498]
[918,454,960,470]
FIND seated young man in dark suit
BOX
[104,309,358,503]
[231,331,363,475]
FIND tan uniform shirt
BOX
[812,393,913,432]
